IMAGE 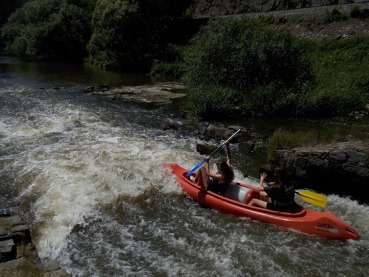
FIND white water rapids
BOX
[0,59,368,276]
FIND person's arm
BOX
[204,155,224,181]
[259,172,267,191]
[224,140,231,167]
[204,155,211,174]
[208,171,222,180]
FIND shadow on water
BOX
[0,56,152,87]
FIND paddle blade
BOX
[186,160,205,177]
[297,190,327,208]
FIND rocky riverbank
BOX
[0,214,69,277]
[271,141,369,202]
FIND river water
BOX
[1,56,368,276]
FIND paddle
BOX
[295,190,327,208]
[186,129,241,177]
[244,175,328,208]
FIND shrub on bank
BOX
[350,6,369,20]
[182,17,369,119]
[150,44,186,78]
[183,18,313,119]
[324,8,349,23]
[186,84,241,120]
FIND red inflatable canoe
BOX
[164,163,359,240]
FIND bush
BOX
[1,0,92,61]
[150,62,184,78]
[241,84,301,117]
[324,8,348,23]
[350,6,369,19]
[183,18,313,119]
[187,84,241,120]
[150,44,186,78]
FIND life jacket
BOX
[272,183,295,207]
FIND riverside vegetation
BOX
[1,1,369,121]
[1,2,368,275]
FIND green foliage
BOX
[0,0,28,27]
[267,128,338,160]
[1,0,92,60]
[87,0,193,73]
[0,0,29,49]
[183,18,369,120]
[241,84,302,117]
[306,37,369,116]
[67,0,97,11]
[87,0,140,71]
[324,8,348,23]
[183,18,313,119]
[150,44,186,78]
[267,125,369,160]
[350,6,369,19]
[151,62,184,78]
[186,84,241,119]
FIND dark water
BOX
[1,56,368,276]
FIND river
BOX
[0,56,368,276]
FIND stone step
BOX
[0,239,16,262]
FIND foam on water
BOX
[0,87,194,261]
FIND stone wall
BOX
[271,141,369,202]
[192,0,369,18]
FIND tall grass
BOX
[267,128,331,160]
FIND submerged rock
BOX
[85,82,187,105]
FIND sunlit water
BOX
[0,57,368,276]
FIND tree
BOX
[1,0,92,61]
[0,0,29,49]
[87,0,141,71]
[87,0,193,73]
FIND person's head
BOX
[217,161,234,183]
[274,167,290,186]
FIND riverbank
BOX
[0,214,69,277]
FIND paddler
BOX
[248,167,303,213]
[193,140,234,195]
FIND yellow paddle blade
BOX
[296,190,327,208]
